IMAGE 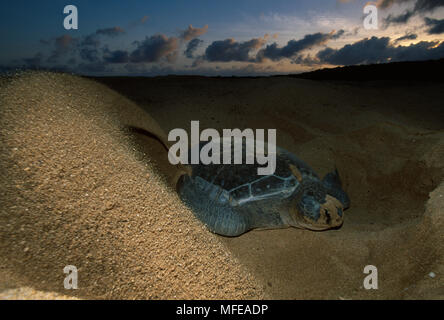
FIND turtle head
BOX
[288,165,344,230]
[293,191,344,230]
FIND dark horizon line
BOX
[1,58,443,82]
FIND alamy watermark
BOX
[64,265,78,289]
[168,121,277,175]
[63,5,78,30]
[363,4,378,30]
[363,265,378,290]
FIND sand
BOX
[0,72,264,299]
[0,71,443,299]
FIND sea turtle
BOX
[175,137,350,237]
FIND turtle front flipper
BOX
[177,175,250,237]
[322,169,350,209]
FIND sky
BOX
[0,0,443,76]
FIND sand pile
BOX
[97,76,443,299]
[0,72,264,299]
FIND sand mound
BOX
[0,72,264,299]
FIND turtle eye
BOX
[324,209,331,224]
[337,208,343,217]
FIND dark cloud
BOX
[184,38,203,58]
[413,0,444,12]
[80,34,101,48]
[103,49,130,63]
[130,34,179,63]
[317,36,444,65]
[47,34,77,63]
[383,0,444,26]
[79,48,99,63]
[79,26,124,49]
[376,0,444,11]
[204,37,267,62]
[42,26,125,64]
[317,37,392,65]
[384,10,414,25]
[96,26,125,37]
[425,17,444,34]
[290,54,322,66]
[256,30,344,62]
[331,29,346,39]
[392,40,444,61]
[55,35,76,50]
[75,27,125,63]
[129,15,149,28]
[376,0,409,9]
[180,25,208,41]
[76,37,100,64]
[395,33,418,42]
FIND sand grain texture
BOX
[0,72,264,299]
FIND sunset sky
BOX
[1,0,443,76]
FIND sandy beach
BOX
[0,71,442,299]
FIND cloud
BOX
[103,49,130,63]
[204,36,267,62]
[338,0,408,8]
[256,30,344,62]
[425,17,444,34]
[317,37,392,65]
[383,0,444,26]
[76,26,125,62]
[384,10,414,25]
[129,15,150,28]
[80,34,101,48]
[141,16,149,24]
[331,29,346,39]
[392,40,444,61]
[79,48,99,62]
[375,0,409,9]
[316,36,444,65]
[43,26,126,64]
[353,0,443,11]
[130,34,179,63]
[184,38,204,58]
[55,35,75,49]
[96,26,125,37]
[180,25,209,41]
[413,0,444,12]
[394,33,418,42]
[47,34,77,63]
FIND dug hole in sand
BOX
[0,72,443,299]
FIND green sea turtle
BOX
[175,137,350,237]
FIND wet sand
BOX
[0,71,443,299]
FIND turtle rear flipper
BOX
[178,175,250,237]
[322,169,350,209]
